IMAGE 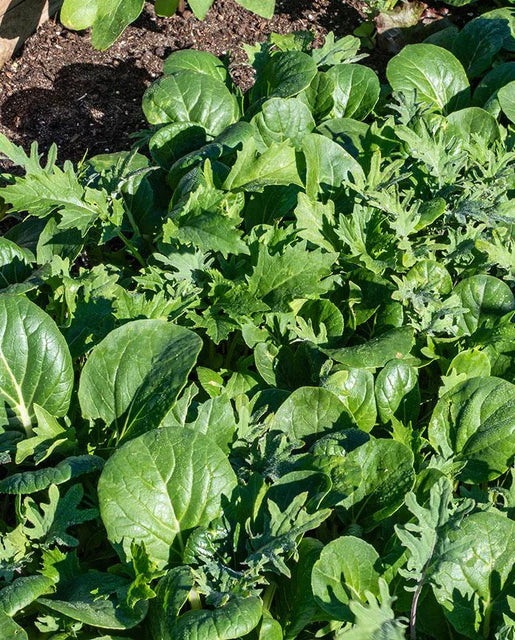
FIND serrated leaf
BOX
[247,242,337,312]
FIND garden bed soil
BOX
[0,0,479,167]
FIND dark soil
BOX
[0,0,483,167]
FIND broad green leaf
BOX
[38,572,147,629]
[36,217,83,265]
[415,198,446,232]
[432,510,515,639]
[98,427,237,567]
[429,376,515,482]
[0,611,27,639]
[0,575,54,616]
[167,209,249,258]
[402,259,452,295]
[169,596,263,639]
[270,387,354,441]
[302,132,364,199]
[296,299,344,339]
[452,16,509,78]
[447,349,491,379]
[473,62,515,112]
[78,320,201,443]
[424,24,459,48]
[375,360,420,425]
[150,567,194,640]
[185,393,237,452]
[316,117,369,157]
[258,610,283,640]
[317,438,415,529]
[499,80,515,123]
[237,0,275,19]
[252,98,315,149]
[0,455,103,494]
[4,218,47,255]
[163,50,228,84]
[91,0,145,50]
[15,404,73,465]
[326,64,380,120]
[149,123,207,170]
[386,44,470,113]
[441,348,492,394]
[142,71,239,135]
[254,341,280,386]
[168,121,254,187]
[481,8,515,53]
[0,295,73,433]
[311,536,380,621]
[276,538,323,639]
[0,238,32,289]
[447,107,500,144]
[245,184,300,229]
[60,0,99,29]
[322,327,415,369]
[224,139,302,192]
[155,0,180,16]
[264,471,331,517]
[187,0,212,19]
[298,71,335,121]
[0,264,51,297]
[259,51,318,99]
[454,275,515,336]
[322,368,377,432]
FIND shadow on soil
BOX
[0,60,151,162]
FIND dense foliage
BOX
[0,9,514,640]
[60,0,275,50]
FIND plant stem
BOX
[262,582,277,611]
[116,229,146,267]
[410,541,435,640]
[125,206,142,240]
[482,599,492,638]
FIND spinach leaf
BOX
[98,428,237,567]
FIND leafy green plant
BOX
[60,0,276,50]
[0,15,514,639]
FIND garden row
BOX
[0,6,514,640]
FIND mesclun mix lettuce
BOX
[0,12,514,640]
